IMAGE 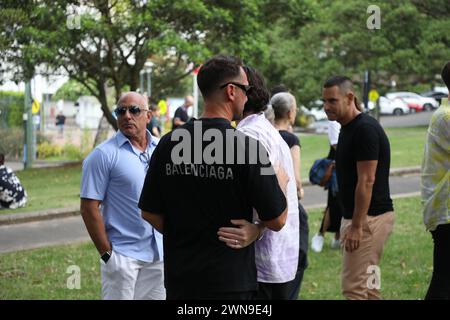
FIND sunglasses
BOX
[219,82,253,96]
[114,105,148,116]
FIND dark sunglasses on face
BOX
[219,82,253,96]
[114,105,148,116]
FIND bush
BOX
[0,91,25,128]
[0,127,24,160]
[36,141,62,159]
[37,141,91,161]
[62,144,83,160]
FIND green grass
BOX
[0,164,81,215]
[385,126,428,169]
[299,133,329,180]
[298,126,428,179]
[0,197,432,300]
[300,196,432,300]
[0,242,100,299]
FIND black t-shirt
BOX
[172,106,189,129]
[279,130,301,149]
[335,113,393,219]
[139,118,287,295]
[55,114,66,125]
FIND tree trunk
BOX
[93,115,113,147]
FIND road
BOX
[0,174,421,254]
[379,110,433,127]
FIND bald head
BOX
[184,95,194,107]
[118,92,148,109]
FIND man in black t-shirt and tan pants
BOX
[322,76,395,300]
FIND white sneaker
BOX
[330,238,341,249]
[311,234,324,252]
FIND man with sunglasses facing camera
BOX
[80,92,165,300]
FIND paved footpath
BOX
[0,172,421,254]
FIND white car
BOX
[386,92,439,111]
[362,97,410,116]
[378,96,410,115]
[301,100,328,122]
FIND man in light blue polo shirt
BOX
[80,92,164,300]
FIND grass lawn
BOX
[0,164,81,215]
[0,242,100,299]
[385,126,428,169]
[0,196,432,300]
[301,196,432,300]
[299,125,428,179]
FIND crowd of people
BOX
[77,55,449,300]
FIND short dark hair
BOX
[270,84,289,97]
[243,66,270,114]
[323,75,353,90]
[197,55,243,98]
[441,62,450,90]
[323,75,362,111]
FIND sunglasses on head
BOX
[114,105,148,116]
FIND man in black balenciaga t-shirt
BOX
[139,55,288,300]
[322,75,394,300]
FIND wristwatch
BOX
[101,251,111,263]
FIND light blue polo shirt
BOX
[80,130,163,262]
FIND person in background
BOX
[311,120,344,252]
[421,61,450,300]
[270,91,310,299]
[55,111,66,134]
[0,153,27,209]
[171,95,193,130]
[147,103,162,138]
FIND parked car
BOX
[386,91,438,111]
[363,97,410,116]
[308,119,329,134]
[379,96,410,115]
[301,100,328,122]
[433,86,449,94]
[420,91,448,105]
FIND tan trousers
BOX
[340,211,395,300]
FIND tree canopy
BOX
[252,0,450,106]
[1,0,276,129]
[1,0,449,127]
